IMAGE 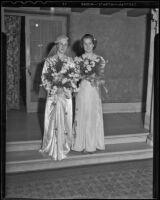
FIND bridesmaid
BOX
[39,35,73,160]
[72,34,107,153]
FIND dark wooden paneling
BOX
[100,8,123,15]
[40,7,50,10]
[71,8,87,13]
[127,8,151,17]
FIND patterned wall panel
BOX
[5,15,21,109]
[70,12,148,103]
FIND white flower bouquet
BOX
[74,56,104,78]
[41,56,80,95]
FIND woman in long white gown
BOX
[72,34,107,153]
[39,35,74,160]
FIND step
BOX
[6,132,149,152]
[6,112,147,141]
[6,142,153,173]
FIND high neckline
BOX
[56,52,67,60]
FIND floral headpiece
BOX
[54,35,69,44]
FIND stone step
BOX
[6,132,149,152]
[6,142,153,173]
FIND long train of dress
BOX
[40,90,72,160]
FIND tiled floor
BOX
[5,159,153,199]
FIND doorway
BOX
[25,15,67,112]
[6,14,68,142]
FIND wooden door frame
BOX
[25,15,68,112]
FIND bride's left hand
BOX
[63,87,71,99]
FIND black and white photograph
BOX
[1,1,159,199]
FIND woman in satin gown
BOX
[39,35,74,160]
[72,34,107,153]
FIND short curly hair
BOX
[80,34,97,50]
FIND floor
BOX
[6,109,148,142]
[5,159,153,199]
[5,107,153,198]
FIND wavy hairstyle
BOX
[80,34,97,50]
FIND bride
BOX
[39,35,75,160]
[72,34,108,153]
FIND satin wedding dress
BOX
[39,55,73,160]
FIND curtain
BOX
[5,15,21,110]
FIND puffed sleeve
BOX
[38,59,49,98]
[41,58,51,91]
[98,56,106,81]
[96,56,108,101]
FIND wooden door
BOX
[25,15,67,112]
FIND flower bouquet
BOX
[41,56,80,95]
[74,56,105,83]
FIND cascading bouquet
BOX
[41,56,80,95]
